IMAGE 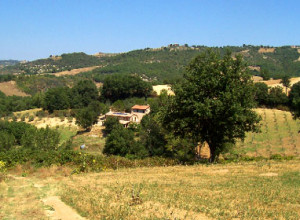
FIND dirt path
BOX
[43,196,86,220]
[0,174,86,220]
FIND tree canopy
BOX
[160,50,261,162]
[101,74,152,102]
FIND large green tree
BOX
[161,50,261,162]
[267,86,288,107]
[101,74,152,102]
[71,80,99,108]
[254,82,269,106]
[43,87,70,113]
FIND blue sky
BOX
[0,0,299,60]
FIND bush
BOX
[21,126,60,151]
[104,126,148,158]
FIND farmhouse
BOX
[105,105,150,127]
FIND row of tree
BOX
[254,81,300,116]
[0,91,41,117]
[0,121,60,152]
[42,75,152,112]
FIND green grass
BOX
[72,134,106,155]
[56,126,77,145]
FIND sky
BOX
[0,0,300,60]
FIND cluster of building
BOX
[105,105,150,128]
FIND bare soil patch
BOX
[0,81,30,96]
[54,66,100,77]
[43,196,86,220]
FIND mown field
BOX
[0,160,299,219]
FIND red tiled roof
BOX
[131,105,150,110]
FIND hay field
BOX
[0,81,30,96]
[258,48,275,53]
[152,85,174,95]
[1,160,299,219]
[261,77,300,90]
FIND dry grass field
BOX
[0,81,30,96]
[152,85,175,95]
[53,66,100,77]
[258,48,275,53]
[1,108,299,219]
[261,77,300,91]
[0,160,299,219]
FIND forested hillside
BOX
[1,45,300,83]
[80,45,300,83]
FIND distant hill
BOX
[2,45,300,83]
[86,45,300,83]
[0,60,20,69]
[0,52,103,75]
[0,60,19,66]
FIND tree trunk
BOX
[207,141,217,163]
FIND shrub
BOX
[104,126,148,158]
[21,126,60,151]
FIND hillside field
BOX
[11,108,299,159]
[234,108,300,159]
[0,81,30,96]
[0,108,299,219]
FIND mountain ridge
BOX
[1,45,300,82]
